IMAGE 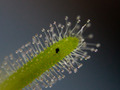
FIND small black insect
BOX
[56,48,60,53]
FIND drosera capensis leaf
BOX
[0,16,100,90]
[0,37,79,90]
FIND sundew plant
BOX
[0,16,100,90]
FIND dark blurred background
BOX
[0,0,119,90]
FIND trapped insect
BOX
[0,16,100,90]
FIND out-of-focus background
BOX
[0,0,119,90]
